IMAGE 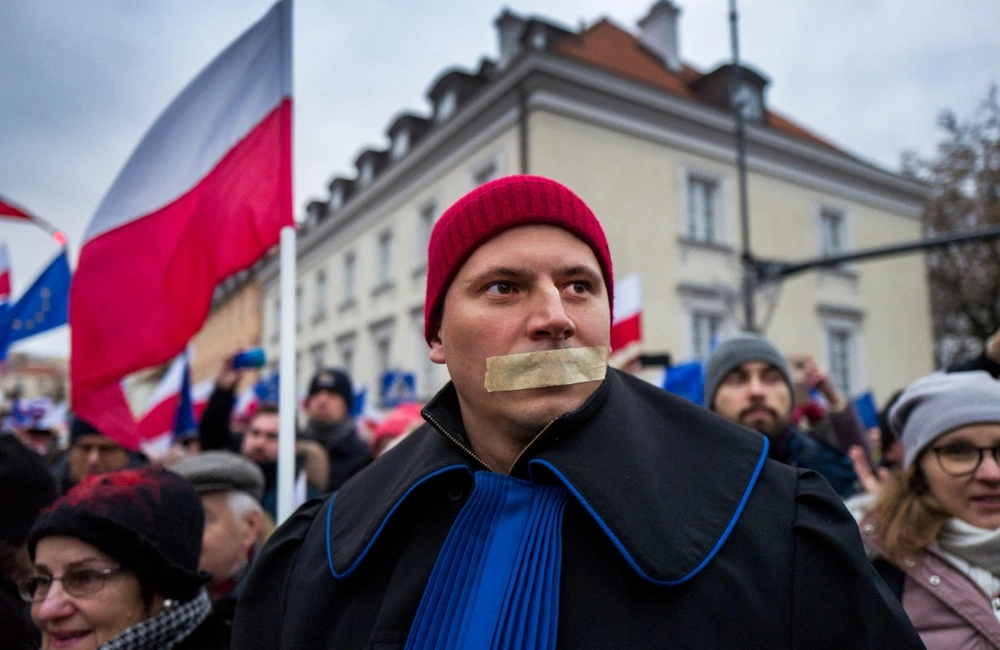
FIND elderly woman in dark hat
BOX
[20,467,228,650]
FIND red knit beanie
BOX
[424,175,613,344]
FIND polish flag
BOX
[70,1,293,449]
[609,273,643,367]
[192,378,216,422]
[0,196,33,222]
[137,352,191,449]
[0,241,11,301]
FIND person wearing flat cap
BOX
[170,451,264,627]
[704,333,860,498]
[233,175,921,648]
[858,371,1000,649]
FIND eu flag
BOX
[0,250,70,359]
[663,361,705,407]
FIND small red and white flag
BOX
[70,1,293,449]
[0,241,11,302]
[0,196,33,223]
[609,273,643,368]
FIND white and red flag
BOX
[0,241,11,302]
[609,273,643,368]
[70,1,293,449]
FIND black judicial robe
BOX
[232,370,923,649]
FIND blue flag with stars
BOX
[0,250,70,360]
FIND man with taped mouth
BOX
[232,176,921,648]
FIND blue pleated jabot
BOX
[405,471,569,650]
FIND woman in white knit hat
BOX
[858,370,1000,649]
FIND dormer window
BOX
[390,129,410,160]
[436,90,457,123]
[359,161,374,186]
[331,187,343,211]
[530,26,547,50]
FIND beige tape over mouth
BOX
[484,346,609,392]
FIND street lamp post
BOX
[729,0,757,333]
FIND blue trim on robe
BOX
[527,435,769,586]
[327,464,471,579]
[404,471,568,650]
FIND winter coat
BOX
[861,513,1000,649]
[770,426,860,498]
[232,369,921,649]
[300,418,372,491]
[172,611,231,650]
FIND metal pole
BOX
[277,226,297,524]
[755,223,1000,283]
[276,0,296,525]
[729,0,756,332]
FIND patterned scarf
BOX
[99,588,211,650]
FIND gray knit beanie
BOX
[704,334,794,409]
[889,371,1000,469]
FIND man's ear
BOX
[429,333,446,365]
[242,509,263,550]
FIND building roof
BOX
[551,18,842,154]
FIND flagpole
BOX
[276,0,296,525]
[277,226,296,523]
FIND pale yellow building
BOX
[261,2,932,406]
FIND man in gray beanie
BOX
[705,333,859,498]
[171,450,265,627]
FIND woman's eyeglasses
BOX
[931,444,1000,477]
[16,566,125,602]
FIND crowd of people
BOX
[2,174,1000,648]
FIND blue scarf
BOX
[405,471,568,650]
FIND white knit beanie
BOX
[890,371,1000,469]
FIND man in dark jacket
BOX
[705,334,861,498]
[233,175,921,648]
[300,369,372,491]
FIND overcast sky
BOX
[2,0,998,357]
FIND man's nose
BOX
[526,284,574,340]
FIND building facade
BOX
[262,1,933,406]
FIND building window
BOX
[416,200,437,272]
[375,337,391,382]
[413,310,435,399]
[390,129,410,160]
[313,269,327,322]
[337,334,357,378]
[310,343,327,375]
[819,207,846,257]
[472,159,499,187]
[686,176,719,244]
[295,284,303,332]
[375,229,394,290]
[436,90,457,123]
[359,161,374,187]
[341,251,356,307]
[691,311,723,359]
[825,326,856,398]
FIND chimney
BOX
[638,1,682,72]
[495,9,525,69]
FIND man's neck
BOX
[458,406,546,475]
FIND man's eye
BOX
[486,282,514,295]
[567,281,590,294]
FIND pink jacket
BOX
[860,514,1000,649]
